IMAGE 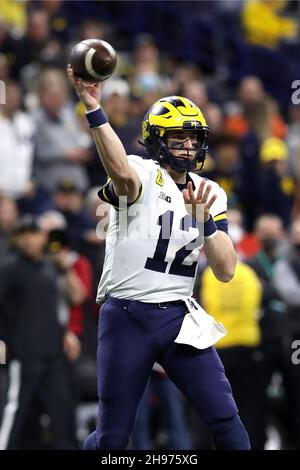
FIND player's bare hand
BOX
[67,64,101,111]
[183,180,217,222]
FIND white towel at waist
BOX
[174,297,226,350]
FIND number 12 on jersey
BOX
[144,210,200,278]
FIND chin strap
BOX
[137,140,146,148]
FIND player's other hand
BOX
[183,180,217,223]
[67,64,102,111]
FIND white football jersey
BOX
[96,155,227,303]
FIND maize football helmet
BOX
[142,96,209,172]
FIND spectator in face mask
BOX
[227,209,260,259]
[246,214,286,343]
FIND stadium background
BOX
[0,0,300,450]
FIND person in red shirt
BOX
[48,228,93,344]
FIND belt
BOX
[106,295,185,310]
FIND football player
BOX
[67,65,250,450]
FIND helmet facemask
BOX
[144,123,209,173]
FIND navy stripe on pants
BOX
[83,296,250,450]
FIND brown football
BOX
[70,39,117,83]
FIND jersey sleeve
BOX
[209,182,228,234]
[98,177,120,209]
[98,155,150,208]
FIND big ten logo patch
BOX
[159,191,171,203]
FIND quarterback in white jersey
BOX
[97,154,227,303]
[67,66,250,451]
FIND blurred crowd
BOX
[1,0,300,450]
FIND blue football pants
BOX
[83,296,250,450]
